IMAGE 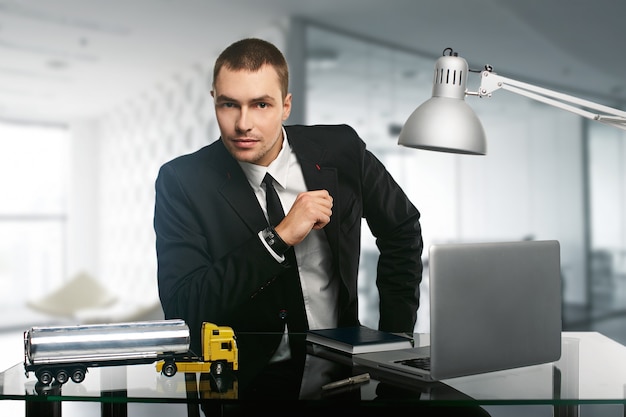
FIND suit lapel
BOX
[210,142,268,233]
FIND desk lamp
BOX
[398,48,626,155]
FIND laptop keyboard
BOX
[396,357,431,371]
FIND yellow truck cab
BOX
[157,322,238,376]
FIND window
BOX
[588,122,626,315]
[0,121,69,309]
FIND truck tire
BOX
[37,369,53,385]
[55,369,69,385]
[71,368,86,384]
[162,362,177,377]
[211,361,225,375]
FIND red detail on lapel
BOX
[315,164,321,171]
[227,172,231,179]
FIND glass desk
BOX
[1,332,626,416]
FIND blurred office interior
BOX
[1,0,626,374]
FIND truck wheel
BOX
[55,370,69,385]
[162,362,177,377]
[37,370,53,385]
[71,368,86,384]
[211,361,225,375]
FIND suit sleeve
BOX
[360,146,423,333]
[154,162,287,351]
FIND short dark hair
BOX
[213,38,289,98]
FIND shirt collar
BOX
[238,126,292,191]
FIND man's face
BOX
[212,64,292,167]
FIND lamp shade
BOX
[398,96,487,155]
[398,52,487,155]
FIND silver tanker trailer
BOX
[24,319,191,385]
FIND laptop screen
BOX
[428,240,562,379]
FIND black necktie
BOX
[262,173,308,338]
[263,173,285,227]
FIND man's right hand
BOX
[274,190,333,246]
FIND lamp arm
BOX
[474,71,626,129]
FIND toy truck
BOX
[24,319,238,385]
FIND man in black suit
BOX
[154,38,423,369]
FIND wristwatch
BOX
[262,226,290,256]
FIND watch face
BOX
[263,227,276,245]
[264,227,289,255]
[262,226,272,239]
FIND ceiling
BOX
[1,0,625,124]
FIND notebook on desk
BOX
[353,240,562,382]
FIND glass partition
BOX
[303,24,589,332]
[588,123,626,322]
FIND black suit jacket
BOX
[154,124,422,358]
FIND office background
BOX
[2,0,626,373]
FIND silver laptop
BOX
[353,240,562,382]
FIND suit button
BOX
[278,309,287,320]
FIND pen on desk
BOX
[321,373,370,391]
